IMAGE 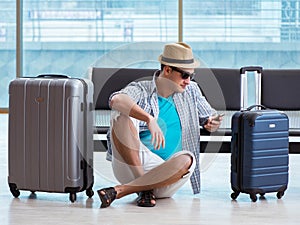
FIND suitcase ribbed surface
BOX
[231,110,289,200]
[8,77,94,202]
[242,114,289,191]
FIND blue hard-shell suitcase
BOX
[230,105,289,202]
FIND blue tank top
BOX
[139,96,182,160]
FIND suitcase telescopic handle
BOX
[246,104,267,111]
[240,66,263,74]
[37,74,70,78]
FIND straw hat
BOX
[158,42,200,68]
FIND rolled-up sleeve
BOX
[108,81,144,109]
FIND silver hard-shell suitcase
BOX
[8,74,94,202]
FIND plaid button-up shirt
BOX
[106,71,216,194]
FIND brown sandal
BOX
[97,187,117,208]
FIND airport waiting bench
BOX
[92,67,300,153]
[261,69,300,153]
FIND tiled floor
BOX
[1,114,300,225]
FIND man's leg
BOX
[98,151,194,207]
[114,153,193,198]
[110,113,145,179]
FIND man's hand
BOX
[147,117,165,150]
[203,114,223,132]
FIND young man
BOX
[97,42,223,208]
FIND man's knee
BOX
[112,113,131,130]
[171,153,194,172]
[111,113,140,151]
[112,113,138,135]
[179,154,193,170]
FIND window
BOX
[1,0,300,109]
[22,0,178,74]
[0,0,16,108]
[183,0,300,68]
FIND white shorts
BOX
[110,111,196,198]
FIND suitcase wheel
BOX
[11,189,20,198]
[250,193,257,202]
[277,191,284,199]
[69,193,77,203]
[231,192,239,200]
[9,184,20,198]
[86,189,94,198]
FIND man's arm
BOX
[110,93,151,123]
[189,82,222,132]
[110,93,165,149]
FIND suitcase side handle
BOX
[240,66,263,74]
[246,104,267,111]
[231,133,239,173]
[37,74,70,78]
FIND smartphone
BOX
[214,113,225,121]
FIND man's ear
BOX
[164,66,172,75]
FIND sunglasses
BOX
[170,67,195,80]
